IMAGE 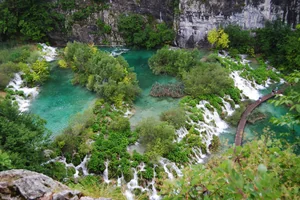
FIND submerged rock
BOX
[0,169,111,200]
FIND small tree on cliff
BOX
[207,28,229,49]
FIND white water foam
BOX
[103,160,111,183]
[175,127,189,142]
[159,158,183,180]
[230,71,264,100]
[43,155,90,178]
[39,43,57,62]
[110,48,129,57]
[7,73,39,112]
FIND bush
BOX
[224,25,254,54]
[118,13,175,48]
[148,47,201,76]
[182,62,233,98]
[160,108,187,129]
[136,118,175,159]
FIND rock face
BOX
[0,169,111,200]
[176,0,300,48]
[49,0,174,46]
[48,0,300,47]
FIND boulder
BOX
[0,169,110,200]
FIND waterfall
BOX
[74,155,91,178]
[103,160,111,183]
[221,96,234,116]
[125,163,149,200]
[149,165,160,200]
[230,71,264,100]
[175,127,189,142]
[7,73,39,112]
[160,12,163,22]
[110,48,129,57]
[39,43,57,62]
[159,158,182,180]
[43,155,90,179]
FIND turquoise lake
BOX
[29,67,96,135]
[29,48,299,145]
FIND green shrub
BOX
[160,108,187,129]
[118,13,175,48]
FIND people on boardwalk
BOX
[258,97,262,101]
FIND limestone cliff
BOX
[48,0,299,47]
[176,0,300,48]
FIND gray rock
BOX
[0,170,86,200]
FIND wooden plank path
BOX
[235,89,284,146]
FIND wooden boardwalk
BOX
[235,89,284,146]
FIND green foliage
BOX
[118,14,175,48]
[53,108,94,164]
[109,116,131,132]
[60,42,141,104]
[0,0,65,41]
[0,45,48,89]
[224,25,254,54]
[148,47,201,76]
[0,99,50,170]
[160,108,187,129]
[269,71,300,151]
[21,60,50,85]
[161,137,300,199]
[209,135,221,153]
[0,150,13,170]
[207,28,229,49]
[136,118,175,159]
[182,62,233,98]
[69,175,126,199]
[96,19,112,34]
[226,102,247,126]
[255,20,296,72]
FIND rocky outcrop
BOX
[48,0,300,47]
[49,0,174,46]
[0,169,111,200]
[176,0,300,48]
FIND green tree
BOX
[118,13,175,48]
[224,25,254,54]
[0,150,13,170]
[136,118,175,159]
[148,47,201,76]
[160,108,187,129]
[182,62,233,98]
[59,42,141,104]
[0,99,50,170]
[161,137,300,199]
[207,28,229,49]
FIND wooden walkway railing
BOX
[234,89,284,146]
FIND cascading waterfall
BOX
[7,73,39,112]
[110,48,129,57]
[6,44,57,112]
[43,155,90,178]
[175,127,189,142]
[159,158,183,180]
[149,165,160,200]
[230,71,264,100]
[103,160,111,183]
[125,163,149,200]
[39,43,57,62]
